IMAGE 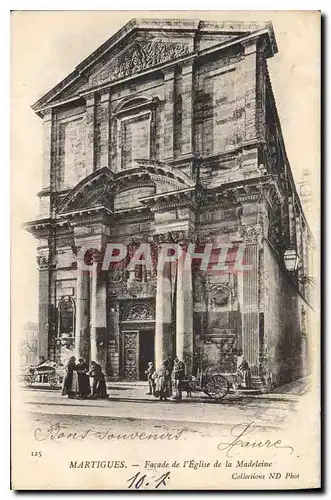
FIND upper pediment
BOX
[90,39,190,88]
[32,18,277,115]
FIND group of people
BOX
[62,357,108,400]
[145,356,185,401]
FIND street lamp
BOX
[283,246,299,272]
[283,246,315,287]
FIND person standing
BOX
[145,361,156,395]
[164,357,173,398]
[153,361,171,401]
[76,358,90,399]
[237,358,252,389]
[173,356,185,400]
[89,361,108,399]
[61,356,79,399]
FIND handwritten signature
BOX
[127,471,170,489]
[217,422,294,458]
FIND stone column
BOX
[155,260,173,370]
[162,67,175,160]
[90,252,108,372]
[240,226,261,375]
[181,61,194,156]
[90,254,98,363]
[176,247,193,374]
[75,258,90,359]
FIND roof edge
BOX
[32,18,278,115]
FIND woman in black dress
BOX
[76,358,90,399]
[89,361,108,399]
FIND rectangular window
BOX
[120,113,150,169]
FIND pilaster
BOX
[240,40,258,143]
[99,92,111,168]
[84,94,96,174]
[162,67,175,160]
[181,61,194,156]
[37,251,51,359]
[41,110,53,190]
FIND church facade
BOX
[27,19,313,388]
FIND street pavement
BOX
[21,378,310,430]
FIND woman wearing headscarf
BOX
[61,356,79,399]
[89,361,108,399]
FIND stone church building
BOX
[27,19,313,388]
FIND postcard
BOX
[11,10,320,490]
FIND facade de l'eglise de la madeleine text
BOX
[26,18,315,389]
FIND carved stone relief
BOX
[108,267,125,284]
[91,41,190,86]
[239,224,263,244]
[208,283,232,309]
[121,301,155,321]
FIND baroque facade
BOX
[27,19,313,387]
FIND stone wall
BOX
[263,241,304,386]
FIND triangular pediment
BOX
[32,18,277,114]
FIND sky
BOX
[11,10,320,325]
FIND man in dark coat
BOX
[173,356,185,400]
[238,358,252,389]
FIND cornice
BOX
[60,205,113,227]
[140,187,197,212]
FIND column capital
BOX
[85,94,96,107]
[239,224,263,245]
[36,253,50,270]
[100,91,111,103]
[42,109,53,122]
[181,59,194,75]
[162,66,176,80]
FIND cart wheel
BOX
[49,376,58,388]
[24,375,33,387]
[202,374,229,400]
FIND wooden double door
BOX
[121,329,155,380]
